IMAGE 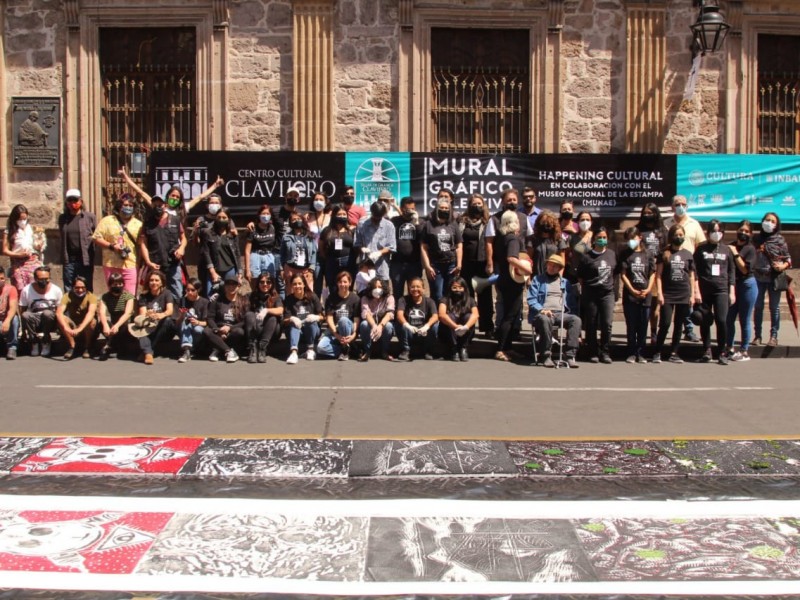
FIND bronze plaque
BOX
[12,96,61,167]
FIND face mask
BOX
[208,203,221,215]
[287,196,300,206]
[35,279,48,288]
[18,219,28,228]
[761,220,775,233]
[673,237,685,246]
[627,239,639,250]
[541,223,554,233]
[642,214,655,225]
[154,206,165,217]
[74,291,86,299]
[504,203,517,212]
[313,200,326,212]
[259,214,271,225]
[334,215,348,226]
[709,231,723,243]
[403,208,417,219]
[291,220,303,230]
[121,206,134,217]
[674,205,687,217]
[437,210,450,221]
[68,201,82,211]
[343,195,354,205]
[595,238,608,248]
[561,211,573,220]
[371,288,383,299]
[110,285,124,295]
[167,197,181,209]
[578,220,592,232]
[469,205,482,217]
[450,290,464,299]
[737,232,750,243]
[215,219,229,231]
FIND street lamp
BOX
[690,0,730,56]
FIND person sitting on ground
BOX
[244,272,283,363]
[97,272,135,360]
[396,276,438,361]
[175,278,210,364]
[135,270,175,365]
[437,276,479,362]
[283,274,323,364]
[204,274,249,363]
[527,254,581,368]
[0,266,20,360]
[55,275,98,360]
[19,266,63,357]
[358,277,396,362]
[354,257,377,296]
[317,270,360,360]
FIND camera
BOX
[119,246,131,259]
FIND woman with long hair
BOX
[283,273,323,364]
[200,208,241,297]
[637,202,667,343]
[437,276,479,362]
[358,277,396,361]
[244,204,279,287]
[245,272,283,363]
[305,192,332,296]
[752,211,792,347]
[204,275,249,363]
[421,197,463,302]
[317,270,360,360]
[530,210,567,277]
[578,225,616,363]
[458,194,493,334]
[319,204,355,296]
[135,270,175,365]
[619,226,655,363]
[175,277,210,364]
[726,219,757,361]
[493,211,532,362]
[2,204,44,293]
[281,213,317,294]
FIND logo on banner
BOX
[346,152,411,208]
[154,166,209,199]
[688,170,705,186]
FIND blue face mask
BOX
[595,238,608,248]
[259,214,271,225]
[674,205,687,217]
[121,206,134,217]
[627,239,639,251]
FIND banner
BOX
[677,154,800,224]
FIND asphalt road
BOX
[1,332,797,441]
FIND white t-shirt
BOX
[20,283,63,312]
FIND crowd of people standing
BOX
[0,176,794,367]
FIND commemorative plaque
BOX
[12,96,61,167]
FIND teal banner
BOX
[344,152,411,209]
[677,154,800,224]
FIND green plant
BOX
[747,460,771,470]
[581,523,606,532]
[636,549,666,560]
[542,448,565,456]
[673,440,689,449]
[750,545,784,560]
[624,448,650,456]
[602,466,619,474]
[524,462,542,470]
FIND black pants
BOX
[203,324,247,353]
[700,287,729,355]
[245,313,280,346]
[496,281,523,352]
[462,260,494,332]
[583,289,614,357]
[655,302,690,355]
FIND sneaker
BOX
[651,354,662,364]
[730,350,750,362]
[684,332,700,342]
[459,348,469,362]
[41,342,51,357]
[589,356,600,364]
[286,350,299,364]
[397,350,411,362]
[718,353,729,366]
[208,349,220,362]
[542,355,555,368]
[143,353,154,365]
[767,336,778,347]
[358,352,369,362]
[62,348,75,361]
[81,349,91,359]
[178,347,192,363]
[699,350,712,363]
[751,337,762,346]
[30,343,40,357]
[6,347,17,360]
[668,354,684,364]
[566,357,579,369]
[423,353,434,361]
[226,349,240,363]
[338,351,350,361]
[450,352,461,362]
[625,355,636,364]
[97,345,110,361]
[600,354,613,364]
[636,355,648,364]
[305,349,316,361]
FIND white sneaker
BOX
[305,349,316,361]
[209,349,220,362]
[225,349,239,363]
[30,343,40,357]
[41,342,51,357]
[286,350,299,365]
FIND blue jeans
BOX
[316,317,355,359]
[325,255,353,296]
[205,267,236,297]
[727,277,757,351]
[397,322,438,354]
[63,260,94,293]
[2,315,19,350]
[359,319,395,356]
[273,253,285,299]
[287,321,320,351]
[249,252,277,280]
[165,262,183,300]
[623,297,650,357]
[180,321,205,349]
[390,260,422,301]
[430,262,455,303]
[754,279,782,340]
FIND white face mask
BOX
[709,231,723,243]
[18,219,28,228]
[371,288,383,299]
[313,200,326,212]
[674,205,687,218]
[761,220,775,233]
[578,220,592,232]
[627,239,639,250]
[208,203,221,215]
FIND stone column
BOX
[544,0,565,153]
[625,1,666,152]
[0,2,7,211]
[723,0,744,152]
[293,0,334,150]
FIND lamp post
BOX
[690,0,730,56]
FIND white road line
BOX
[1,495,798,519]
[37,385,774,392]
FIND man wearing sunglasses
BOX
[58,188,96,293]
[19,266,63,357]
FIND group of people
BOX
[0,178,793,367]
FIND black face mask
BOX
[154,206,165,217]
[504,203,517,212]
[110,285,124,295]
[286,197,300,206]
[542,223,554,233]
[290,221,303,230]
[437,210,450,222]
[737,232,750,243]
[642,214,655,225]
[560,211,573,220]
[333,215,348,226]
[343,195,354,205]
[214,220,229,232]
[672,237,685,246]
[469,205,482,217]
[450,291,464,299]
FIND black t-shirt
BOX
[422,221,462,264]
[461,220,482,262]
[247,223,277,253]
[658,248,694,304]
[498,235,524,286]
[439,294,477,321]
[208,294,249,328]
[733,243,756,284]
[397,295,437,328]
[138,290,174,313]
[391,216,423,263]
[320,226,355,260]
[620,250,655,305]
[694,242,735,293]
[63,214,83,260]
[640,227,666,260]
[531,236,567,277]
[578,249,616,294]
[325,292,360,322]
[284,293,323,320]
[249,291,283,313]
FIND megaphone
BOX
[472,273,499,294]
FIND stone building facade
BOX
[1,0,799,226]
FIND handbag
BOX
[773,271,789,292]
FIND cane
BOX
[555,280,570,369]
